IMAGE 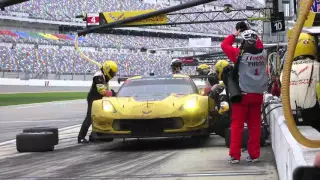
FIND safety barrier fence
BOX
[267,102,320,180]
[0,78,206,88]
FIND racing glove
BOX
[218,101,229,115]
[103,91,113,97]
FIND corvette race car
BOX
[90,74,216,141]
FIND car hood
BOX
[106,94,196,117]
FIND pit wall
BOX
[268,103,320,180]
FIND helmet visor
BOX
[108,68,116,78]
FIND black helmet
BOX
[208,71,219,86]
[236,21,249,32]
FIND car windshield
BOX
[117,77,196,97]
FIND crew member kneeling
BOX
[78,60,118,143]
[220,29,268,164]
[280,33,320,132]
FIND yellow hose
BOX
[282,0,320,147]
[74,35,102,68]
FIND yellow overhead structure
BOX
[102,10,168,26]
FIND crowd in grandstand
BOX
[0,28,222,75]
[0,0,264,76]
[0,29,205,49]
[0,46,200,76]
[0,0,264,34]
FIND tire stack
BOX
[16,127,59,152]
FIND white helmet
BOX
[241,30,258,43]
[171,58,182,72]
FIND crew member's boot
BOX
[78,137,89,144]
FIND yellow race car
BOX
[90,74,216,141]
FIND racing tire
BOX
[16,132,55,152]
[224,126,268,148]
[23,127,58,145]
[224,128,248,148]
[191,134,210,139]
[199,133,211,138]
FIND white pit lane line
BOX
[0,99,86,109]
[0,124,81,146]
[0,120,76,123]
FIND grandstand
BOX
[0,46,202,77]
[0,0,264,34]
[0,0,265,79]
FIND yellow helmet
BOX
[199,64,210,70]
[218,101,229,115]
[294,33,317,60]
[214,60,229,80]
[102,60,118,79]
[196,64,211,75]
[197,64,210,71]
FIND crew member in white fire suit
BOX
[280,33,320,132]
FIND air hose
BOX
[282,0,320,147]
[74,35,102,68]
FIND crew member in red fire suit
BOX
[221,29,268,163]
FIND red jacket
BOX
[220,34,264,63]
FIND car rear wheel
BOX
[191,133,210,139]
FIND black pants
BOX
[78,98,95,139]
[213,113,231,138]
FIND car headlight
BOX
[180,96,197,110]
[102,100,116,113]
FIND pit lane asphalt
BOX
[0,100,87,142]
[0,100,279,180]
[0,85,90,93]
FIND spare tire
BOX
[16,132,56,152]
[23,127,58,145]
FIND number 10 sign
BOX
[271,12,285,33]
